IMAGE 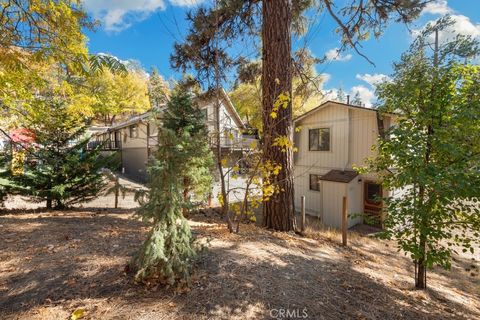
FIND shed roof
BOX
[319,169,358,183]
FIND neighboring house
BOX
[293,101,395,229]
[89,89,255,182]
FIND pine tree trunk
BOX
[261,0,296,231]
[46,198,52,210]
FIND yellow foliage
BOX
[272,135,294,152]
[70,308,85,320]
[87,67,150,122]
[11,150,25,176]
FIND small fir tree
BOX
[131,90,214,285]
[1,98,111,209]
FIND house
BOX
[89,89,255,182]
[293,101,395,229]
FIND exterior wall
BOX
[321,181,347,229]
[122,147,148,182]
[198,96,243,145]
[347,177,364,227]
[294,167,329,216]
[348,108,379,167]
[119,122,149,149]
[293,102,393,229]
[295,103,349,170]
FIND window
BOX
[365,182,382,205]
[129,125,138,138]
[201,108,208,120]
[309,128,330,151]
[309,174,321,191]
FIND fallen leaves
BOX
[70,308,84,320]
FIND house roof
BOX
[197,88,245,129]
[222,89,246,130]
[294,100,381,123]
[319,169,358,183]
[92,88,245,135]
[107,110,160,131]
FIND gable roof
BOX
[92,88,245,134]
[319,169,358,183]
[221,89,245,129]
[294,100,380,123]
[198,88,245,129]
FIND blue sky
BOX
[84,0,480,106]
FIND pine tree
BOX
[148,67,170,109]
[130,90,214,284]
[351,91,362,106]
[336,87,346,103]
[1,98,111,209]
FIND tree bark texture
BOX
[261,0,296,231]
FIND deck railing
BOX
[87,140,122,151]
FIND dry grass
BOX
[0,208,478,319]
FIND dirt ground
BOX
[0,207,479,319]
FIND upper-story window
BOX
[201,108,208,120]
[309,128,330,151]
[129,125,138,138]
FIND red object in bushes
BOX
[10,128,36,144]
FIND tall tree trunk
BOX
[261,0,296,231]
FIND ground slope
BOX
[0,209,478,319]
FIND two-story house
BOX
[293,101,394,229]
[89,89,254,182]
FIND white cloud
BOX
[83,0,203,32]
[321,86,375,108]
[413,14,480,44]
[325,48,352,62]
[170,0,203,5]
[321,88,338,102]
[422,0,453,16]
[350,85,375,108]
[320,73,331,84]
[355,73,391,86]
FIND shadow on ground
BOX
[0,210,478,319]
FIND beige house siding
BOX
[295,103,349,170]
[198,93,244,145]
[120,123,149,149]
[348,108,379,167]
[293,101,394,229]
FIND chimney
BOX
[346,94,350,105]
